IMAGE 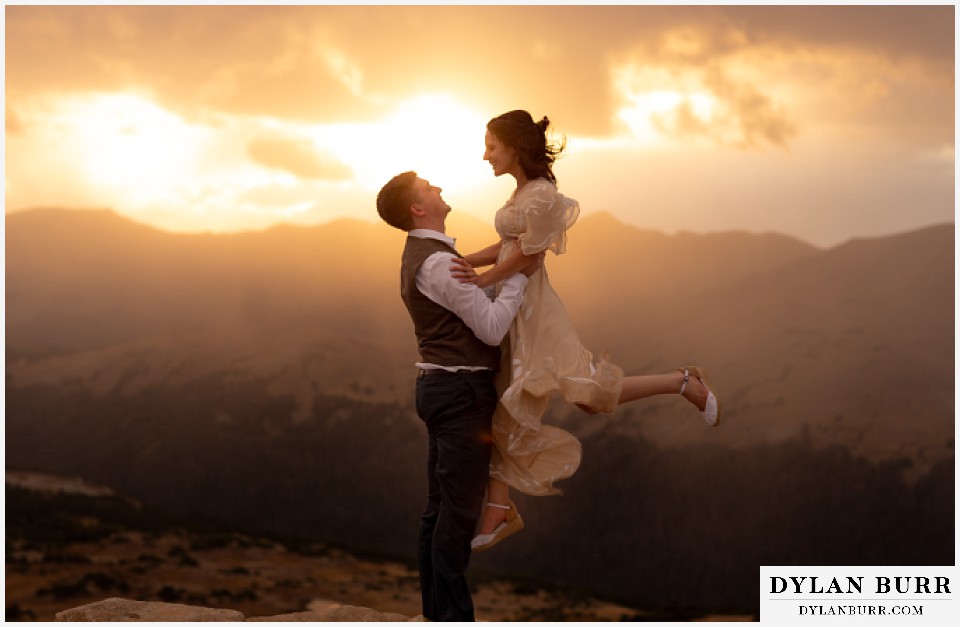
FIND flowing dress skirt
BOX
[489,238,623,496]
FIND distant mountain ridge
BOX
[5,207,816,351]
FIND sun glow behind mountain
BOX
[65,94,203,205]
[5,5,954,245]
[9,90,497,233]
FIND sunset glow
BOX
[5,4,954,245]
[75,94,198,201]
[324,94,491,192]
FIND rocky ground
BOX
[7,526,676,622]
[8,473,727,622]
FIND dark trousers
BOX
[415,370,496,622]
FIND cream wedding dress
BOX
[489,178,624,496]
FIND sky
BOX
[4,3,956,247]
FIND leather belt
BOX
[417,369,492,379]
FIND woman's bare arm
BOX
[462,241,503,268]
[451,245,542,287]
[474,246,538,289]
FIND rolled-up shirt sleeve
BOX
[416,251,527,346]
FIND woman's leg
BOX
[620,370,708,410]
[578,370,708,414]
[477,477,511,535]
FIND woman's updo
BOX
[487,110,566,184]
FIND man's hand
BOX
[450,256,479,284]
[520,252,545,277]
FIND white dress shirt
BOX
[409,229,527,370]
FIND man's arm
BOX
[416,251,528,346]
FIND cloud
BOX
[247,136,353,181]
[612,62,797,150]
[322,48,364,98]
[609,5,952,151]
[6,108,25,135]
[701,69,797,149]
[5,5,952,149]
[4,5,388,124]
[721,5,954,67]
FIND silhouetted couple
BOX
[376,110,719,621]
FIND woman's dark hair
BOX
[487,110,566,184]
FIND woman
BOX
[451,110,720,552]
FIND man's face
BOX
[413,177,451,219]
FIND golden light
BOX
[7,89,503,233]
[618,89,716,144]
[319,94,491,193]
[613,63,719,146]
[7,91,316,232]
[68,93,201,207]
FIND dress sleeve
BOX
[516,180,580,255]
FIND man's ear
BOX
[409,203,427,219]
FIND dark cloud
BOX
[718,5,954,68]
[247,137,352,181]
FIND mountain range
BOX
[5,208,954,612]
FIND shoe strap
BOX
[679,368,689,396]
[486,502,511,510]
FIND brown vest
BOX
[400,236,500,370]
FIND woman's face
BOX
[483,130,519,178]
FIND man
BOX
[376,171,540,621]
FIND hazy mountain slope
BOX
[548,211,818,323]
[6,209,952,471]
[6,207,814,354]
[5,210,402,353]
[671,224,956,474]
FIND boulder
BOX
[55,598,244,621]
[250,604,411,621]
[55,598,420,622]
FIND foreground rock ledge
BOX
[55,598,420,622]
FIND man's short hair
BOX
[377,171,418,231]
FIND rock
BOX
[55,598,418,622]
[249,604,411,621]
[55,598,245,622]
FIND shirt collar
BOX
[409,229,456,248]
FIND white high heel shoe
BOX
[471,500,524,552]
[679,366,720,426]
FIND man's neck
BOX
[413,219,445,234]
[409,228,456,247]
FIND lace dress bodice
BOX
[493,178,580,266]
